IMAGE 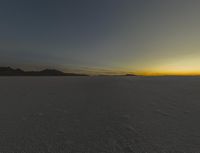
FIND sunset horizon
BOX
[2,65,200,76]
[1,1,200,74]
[2,1,200,152]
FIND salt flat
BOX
[0,76,200,153]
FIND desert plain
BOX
[0,76,200,153]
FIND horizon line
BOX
[1,66,200,77]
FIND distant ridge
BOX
[125,74,137,76]
[0,67,88,76]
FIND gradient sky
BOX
[1,0,200,75]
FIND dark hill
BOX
[0,67,88,76]
[0,67,25,76]
[125,74,137,76]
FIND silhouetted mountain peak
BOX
[125,74,136,76]
[0,67,88,76]
[39,69,64,75]
[0,66,13,71]
[0,67,25,75]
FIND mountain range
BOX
[0,67,88,76]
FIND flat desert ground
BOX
[0,77,200,153]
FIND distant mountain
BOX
[0,67,88,76]
[125,74,137,76]
[0,67,25,75]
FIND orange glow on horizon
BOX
[134,70,200,76]
[137,72,200,76]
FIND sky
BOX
[1,0,200,75]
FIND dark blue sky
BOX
[1,0,200,74]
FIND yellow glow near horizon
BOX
[133,54,200,76]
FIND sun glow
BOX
[134,55,200,76]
